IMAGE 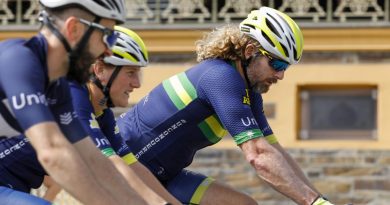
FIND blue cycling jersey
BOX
[0,34,86,142]
[0,186,51,205]
[0,34,86,193]
[117,59,274,181]
[69,81,137,164]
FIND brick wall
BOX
[188,147,390,205]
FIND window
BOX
[299,86,377,140]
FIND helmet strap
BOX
[39,10,72,52]
[39,10,100,83]
[92,66,123,107]
[92,76,108,106]
[240,56,253,89]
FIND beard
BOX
[67,45,96,84]
[252,82,270,94]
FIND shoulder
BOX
[192,59,245,89]
[0,39,37,62]
[197,59,242,80]
[0,39,43,77]
[68,80,89,101]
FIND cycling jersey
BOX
[0,186,51,205]
[117,59,274,202]
[69,81,137,165]
[0,34,86,196]
[0,34,86,142]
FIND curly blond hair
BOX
[195,25,259,62]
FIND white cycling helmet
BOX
[240,7,303,64]
[40,0,126,23]
[104,26,149,67]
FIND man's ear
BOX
[92,61,105,79]
[63,16,84,47]
[244,44,256,60]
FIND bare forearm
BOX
[75,140,147,205]
[240,138,318,205]
[26,124,118,205]
[277,144,320,194]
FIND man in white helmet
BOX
[0,1,149,204]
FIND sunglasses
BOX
[79,18,119,49]
[259,49,290,72]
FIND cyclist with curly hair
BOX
[117,7,336,205]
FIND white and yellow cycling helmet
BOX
[239,7,303,64]
[104,26,149,67]
[95,26,148,107]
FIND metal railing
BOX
[0,0,389,30]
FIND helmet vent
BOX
[116,41,126,48]
[128,52,140,62]
[276,13,293,34]
[140,52,147,62]
[289,33,295,44]
[244,24,256,30]
[280,43,289,58]
[293,47,298,61]
[109,0,121,11]
[261,30,275,47]
[113,53,124,59]
[286,38,292,49]
[265,18,281,38]
[267,13,284,33]
[94,0,107,9]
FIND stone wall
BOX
[188,147,390,205]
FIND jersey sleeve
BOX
[197,64,268,145]
[69,82,116,157]
[0,45,54,132]
[250,92,277,144]
[101,110,137,165]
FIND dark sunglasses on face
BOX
[78,18,119,49]
[259,49,290,72]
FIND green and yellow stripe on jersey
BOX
[198,114,227,144]
[234,129,263,145]
[162,72,197,110]
[189,177,215,204]
[122,152,138,165]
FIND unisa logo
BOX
[12,92,47,110]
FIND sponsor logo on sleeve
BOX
[89,113,100,129]
[95,138,110,148]
[241,116,258,127]
[11,92,48,110]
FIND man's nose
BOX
[275,70,285,80]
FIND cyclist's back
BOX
[118,58,273,181]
